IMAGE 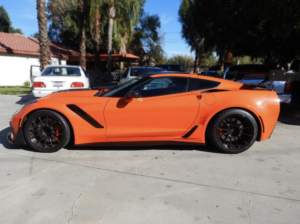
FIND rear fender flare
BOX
[202,106,263,142]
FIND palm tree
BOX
[107,0,142,81]
[88,0,109,74]
[107,0,116,80]
[36,0,51,71]
[77,0,86,70]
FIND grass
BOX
[0,86,32,95]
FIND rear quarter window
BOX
[189,78,220,91]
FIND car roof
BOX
[131,67,163,69]
[155,64,183,66]
[46,65,82,68]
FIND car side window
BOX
[122,69,129,78]
[130,77,189,98]
[189,78,220,91]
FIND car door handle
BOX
[196,95,202,100]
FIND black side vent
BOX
[182,125,198,138]
[259,116,265,133]
[67,105,104,128]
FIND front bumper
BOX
[8,122,26,145]
[278,93,291,104]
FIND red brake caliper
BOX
[55,124,60,141]
[218,124,223,137]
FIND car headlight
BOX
[11,100,38,120]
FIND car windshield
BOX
[41,67,81,76]
[101,74,150,97]
[130,68,162,76]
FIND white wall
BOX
[0,54,67,86]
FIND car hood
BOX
[44,89,99,98]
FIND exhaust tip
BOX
[7,132,16,145]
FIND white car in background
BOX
[31,65,90,97]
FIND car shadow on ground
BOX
[64,143,220,154]
[278,103,300,126]
[0,126,220,154]
[0,127,35,152]
[15,94,37,105]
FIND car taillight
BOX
[70,82,84,88]
[284,82,291,93]
[33,82,46,88]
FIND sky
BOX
[1,0,193,58]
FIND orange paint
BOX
[10,73,280,146]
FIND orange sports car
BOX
[8,72,280,153]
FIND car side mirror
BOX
[98,88,109,92]
[126,91,140,102]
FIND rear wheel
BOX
[207,109,258,153]
[24,110,70,153]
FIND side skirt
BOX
[76,141,205,147]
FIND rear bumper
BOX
[277,93,291,104]
[32,90,54,97]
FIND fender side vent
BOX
[259,116,265,133]
[67,104,104,128]
[182,125,198,138]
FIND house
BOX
[0,32,81,86]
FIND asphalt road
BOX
[0,94,299,224]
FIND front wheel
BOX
[24,110,71,153]
[207,109,258,154]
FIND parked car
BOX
[155,64,184,72]
[31,65,90,98]
[111,69,125,81]
[222,64,291,103]
[8,72,279,154]
[119,67,164,84]
[267,60,300,105]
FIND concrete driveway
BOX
[0,94,299,224]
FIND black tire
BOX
[24,110,71,153]
[207,109,258,154]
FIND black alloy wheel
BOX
[24,110,70,152]
[208,109,258,153]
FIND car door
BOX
[104,75,200,140]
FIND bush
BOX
[24,81,31,87]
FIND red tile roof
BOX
[0,32,80,59]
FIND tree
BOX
[47,0,95,52]
[193,0,300,69]
[135,12,165,66]
[77,0,86,70]
[30,32,40,39]
[167,54,194,72]
[106,0,143,80]
[113,0,145,68]
[36,0,51,71]
[0,5,23,34]
[87,0,109,73]
[179,0,204,73]
[107,0,116,79]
